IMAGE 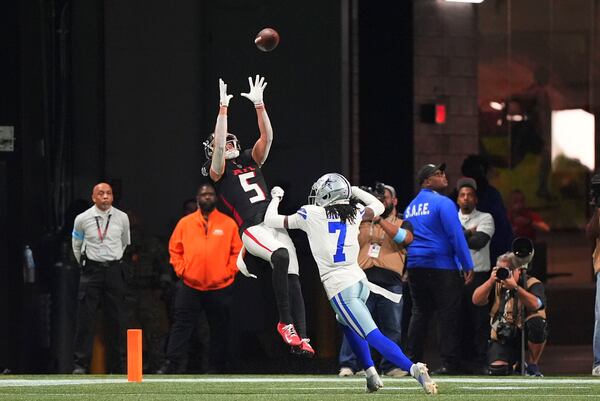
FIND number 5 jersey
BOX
[213,149,270,232]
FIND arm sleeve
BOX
[400,219,414,233]
[467,232,491,250]
[439,199,474,270]
[210,108,227,177]
[351,186,384,216]
[168,221,185,278]
[264,197,286,229]
[468,213,494,250]
[251,105,273,166]
[529,282,546,310]
[71,216,84,264]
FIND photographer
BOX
[472,252,547,376]
[585,173,600,376]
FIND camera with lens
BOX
[495,321,517,344]
[496,266,512,281]
[511,237,535,268]
[590,173,600,208]
[359,182,386,200]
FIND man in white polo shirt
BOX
[71,182,131,374]
[456,177,495,374]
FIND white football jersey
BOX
[287,204,367,299]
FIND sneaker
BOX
[592,365,600,376]
[154,360,183,374]
[355,369,366,376]
[276,322,302,346]
[431,365,462,375]
[526,363,544,377]
[384,368,409,377]
[365,372,384,393]
[72,365,86,374]
[338,367,354,377]
[291,338,315,358]
[411,362,439,395]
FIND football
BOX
[254,28,280,52]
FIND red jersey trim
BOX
[243,229,273,253]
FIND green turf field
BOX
[1,375,599,400]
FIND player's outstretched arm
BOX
[351,186,385,220]
[209,78,233,182]
[241,75,273,167]
[264,186,288,229]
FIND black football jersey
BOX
[213,149,270,231]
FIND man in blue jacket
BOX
[404,163,474,375]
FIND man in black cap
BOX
[403,163,474,375]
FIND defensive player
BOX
[264,173,438,395]
[202,76,312,356]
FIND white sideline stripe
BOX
[0,377,600,388]
[461,386,590,390]
[282,386,418,391]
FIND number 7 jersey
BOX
[287,204,367,299]
[213,149,269,232]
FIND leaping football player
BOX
[203,76,313,357]
[264,173,438,395]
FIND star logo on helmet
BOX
[323,177,334,189]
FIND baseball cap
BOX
[417,163,446,184]
[456,177,477,191]
[383,184,396,198]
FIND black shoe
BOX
[72,365,86,374]
[155,360,183,374]
[431,366,462,375]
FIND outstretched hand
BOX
[219,78,233,107]
[241,75,267,106]
[271,186,284,200]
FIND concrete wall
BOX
[413,0,479,190]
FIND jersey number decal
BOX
[328,222,347,263]
[239,171,266,203]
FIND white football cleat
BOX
[411,362,438,395]
[365,372,383,393]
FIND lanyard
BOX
[94,215,112,242]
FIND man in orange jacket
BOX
[157,182,242,374]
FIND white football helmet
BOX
[308,173,352,207]
[203,133,241,160]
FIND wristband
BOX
[393,228,407,244]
